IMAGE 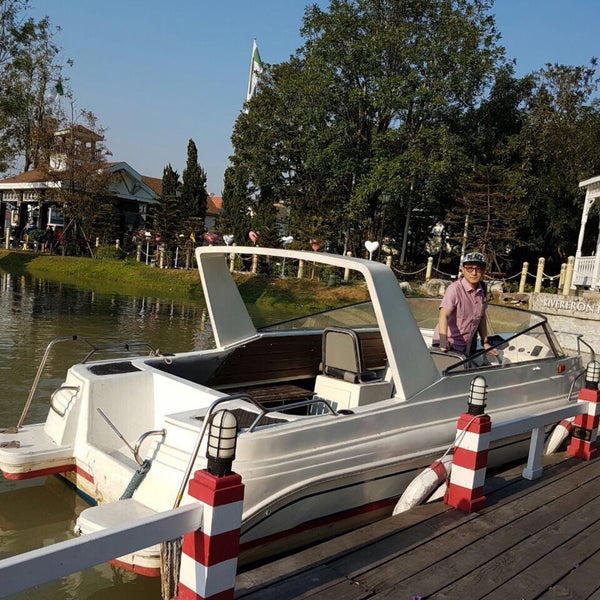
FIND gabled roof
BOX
[207,195,222,216]
[0,168,48,185]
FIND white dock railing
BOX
[489,402,587,480]
[0,502,203,598]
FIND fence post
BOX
[567,361,600,461]
[559,263,566,288]
[425,256,433,282]
[518,262,528,293]
[298,259,304,279]
[562,256,575,295]
[534,257,545,294]
[229,252,236,273]
[176,470,245,600]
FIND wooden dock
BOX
[235,452,600,599]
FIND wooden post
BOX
[425,256,433,282]
[229,252,236,273]
[562,256,575,295]
[518,262,528,293]
[176,470,244,600]
[298,259,304,279]
[251,254,258,274]
[534,257,545,294]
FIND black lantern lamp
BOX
[206,409,238,477]
[468,376,487,415]
[585,360,600,390]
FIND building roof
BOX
[207,195,222,216]
[0,168,48,184]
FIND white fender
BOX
[544,418,574,455]
[393,455,452,515]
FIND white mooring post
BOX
[518,262,528,294]
[175,470,244,600]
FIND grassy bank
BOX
[0,249,369,311]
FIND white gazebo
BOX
[574,175,600,289]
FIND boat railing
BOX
[81,341,166,363]
[173,392,338,509]
[12,335,169,433]
[13,335,91,431]
[49,385,81,417]
[553,331,596,361]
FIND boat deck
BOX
[236,451,600,599]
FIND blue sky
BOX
[28,0,600,195]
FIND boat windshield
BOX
[260,296,566,364]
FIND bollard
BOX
[136,242,142,262]
[4,227,9,250]
[559,263,566,288]
[425,256,433,282]
[176,470,245,600]
[444,377,491,513]
[251,254,258,274]
[344,252,352,282]
[518,262,528,293]
[567,361,600,461]
[386,255,392,268]
[229,252,236,273]
[562,256,575,295]
[533,257,545,294]
[298,259,304,279]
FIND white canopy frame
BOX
[574,175,600,289]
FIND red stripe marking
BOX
[176,582,235,600]
[188,471,244,507]
[182,528,241,566]
[453,447,489,471]
[2,463,76,480]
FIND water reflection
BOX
[0,269,212,599]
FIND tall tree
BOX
[217,165,252,245]
[518,61,600,263]
[230,0,505,261]
[42,110,113,255]
[0,1,69,173]
[152,163,181,264]
[180,139,208,240]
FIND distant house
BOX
[0,125,221,243]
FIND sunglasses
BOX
[463,265,484,273]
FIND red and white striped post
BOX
[176,410,244,600]
[567,361,600,461]
[444,376,491,513]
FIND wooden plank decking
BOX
[236,452,600,599]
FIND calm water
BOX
[0,270,215,599]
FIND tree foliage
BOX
[231,0,504,262]
[0,0,69,173]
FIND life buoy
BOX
[393,454,452,515]
[544,418,574,455]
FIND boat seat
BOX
[320,327,380,383]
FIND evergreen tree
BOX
[152,163,182,265]
[181,139,208,242]
[217,165,251,245]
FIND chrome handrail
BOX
[49,385,80,417]
[81,341,160,363]
[133,429,166,466]
[15,335,94,431]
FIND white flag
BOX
[246,39,264,103]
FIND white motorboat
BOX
[0,246,590,574]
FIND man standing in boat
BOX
[433,252,497,356]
